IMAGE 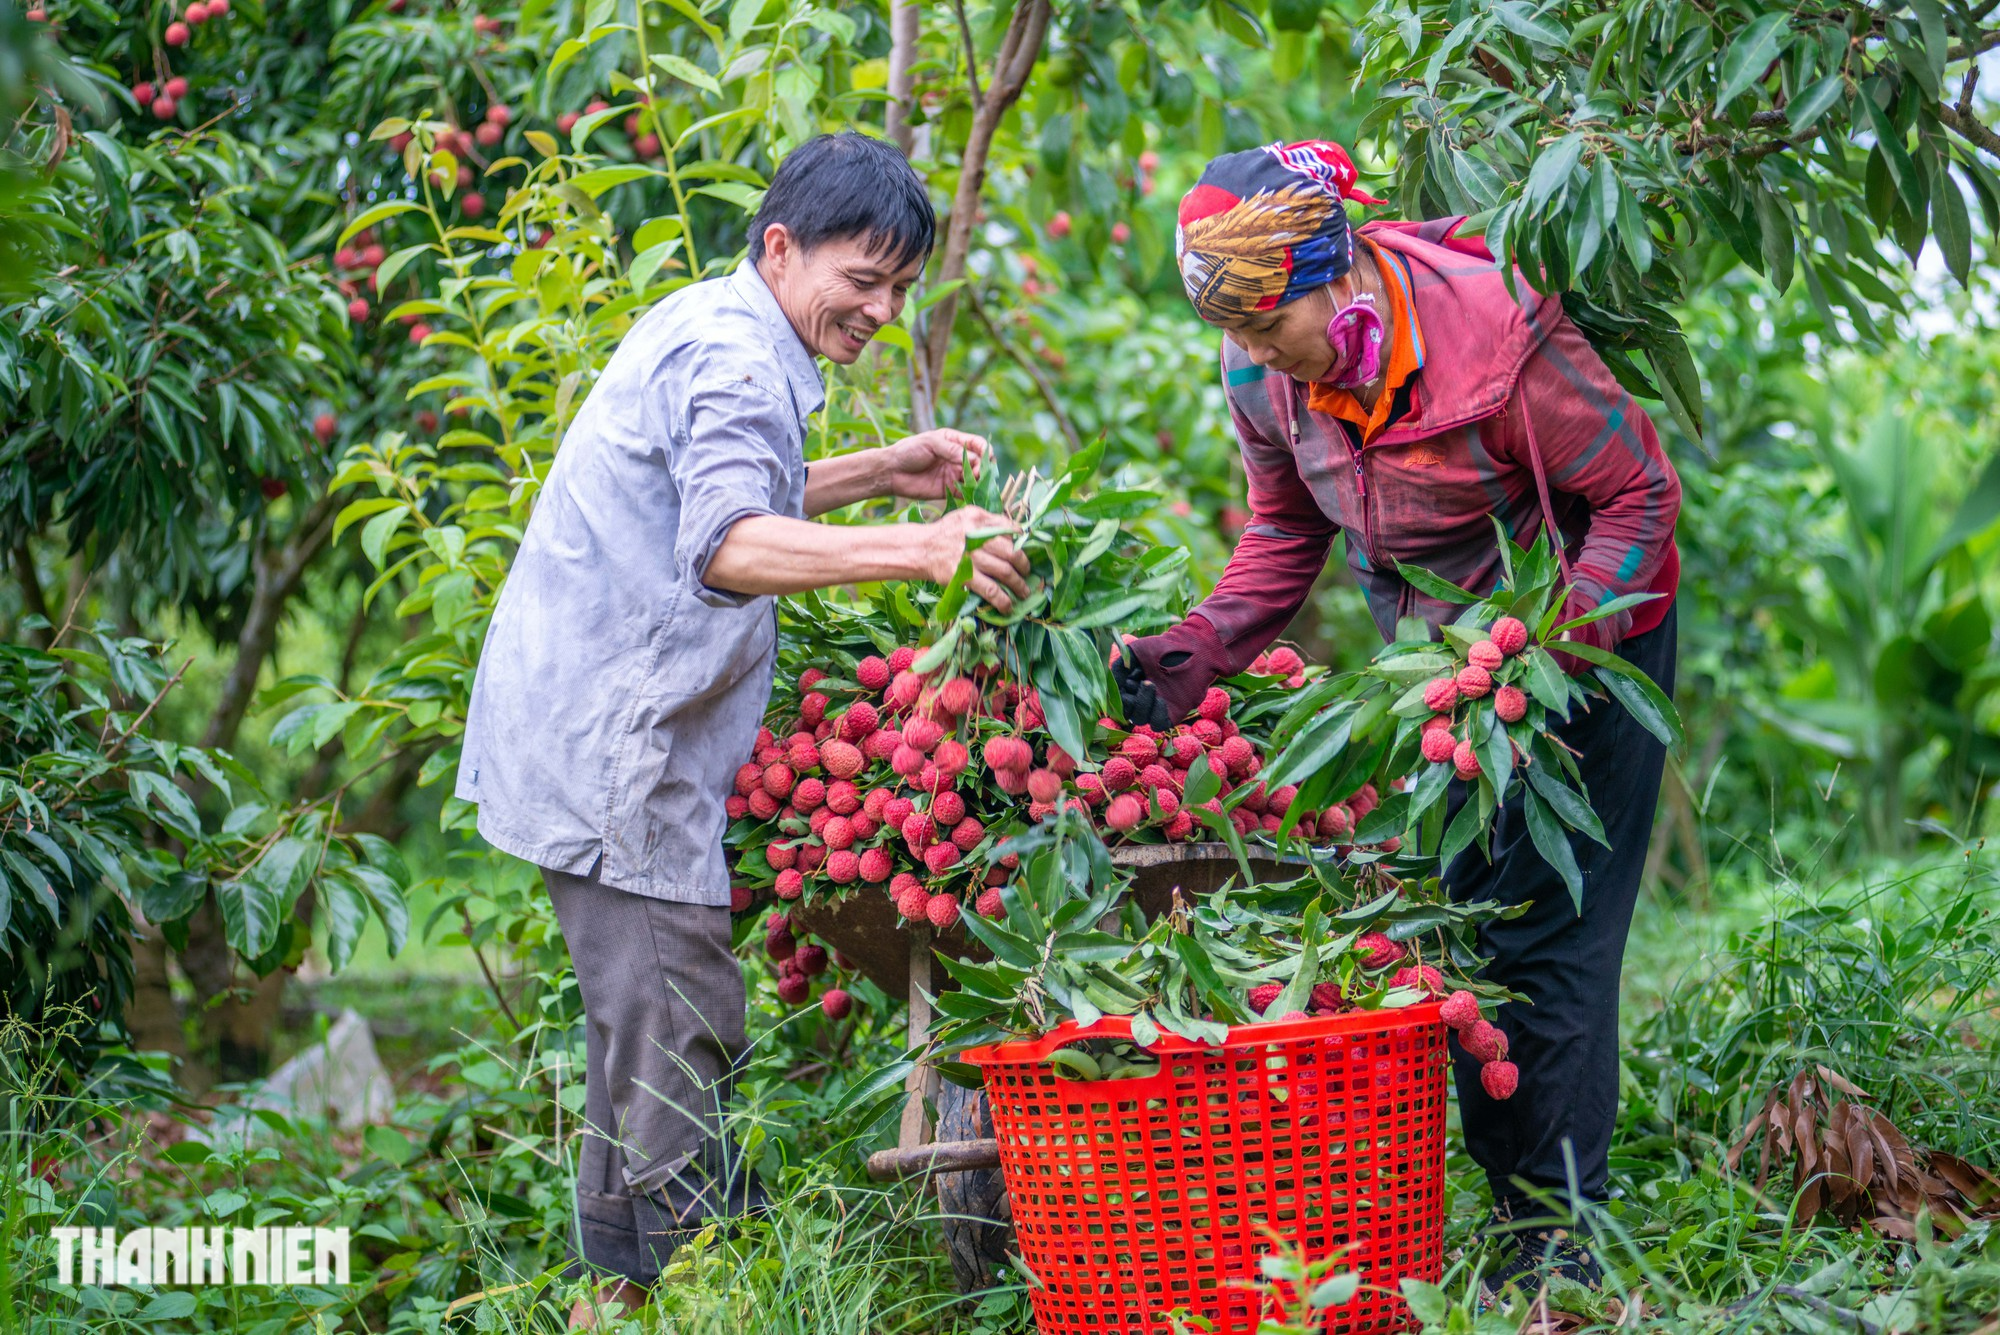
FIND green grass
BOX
[6,847,1998,1334]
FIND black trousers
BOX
[1441,602,1677,1220]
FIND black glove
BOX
[1112,656,1175,731]
[1114,617,1233,728]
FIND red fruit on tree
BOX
[1102,756,1139,791]
[634,133,661,159]
[1439,990,1482,1031]
[347,298,370,321]
[923,842,961,874]
[557,110,581,134]
[1494,685,1528,724]
[1462,1020,1508,1064]
[188,1,210,19]
[951,817,984,852]
[1423,677,1460,712]
[857,847,893,883]
[796,943,828,977]
[1480,1060,1519,1100]
[1165,809,1195,840]
[1199,687,1231,722]
[1455,665,1492,699]
[25,5,46,17]
[1218,735,1255,777]
[1026,768,1062,804]
[825,850,860,884]
[925,893,961,930]
[165,21,190,45]
[1490,616,1529,656]
[1110,221,1131,243]
[764,841,797,872]
[1121,734,1160,766]
[776,972,809,1006]
[975,887,1005,918]
[761,763,795,798]
[132,82,155,104]
[821,815,852,850]
[151,96,177,119]
[1357,932,1404,970]
[164,75,189,99]
[1391,965,1445,996]
[1420,727,1457,765]
[933,739,970,780]
[1048,210,1072,238]
[1468,640,1504,670]
[930,789,966,825]
[485,103,512,126]
[820,988,852,1020]
[460,193,486,218]
[1138,149,1159,172]
[1248,982,1283,1014]
[475,122,502,146]
[896,882,930,921]
[1317,804,1355,840]
[938,676,979,715]
[729,883,753,913]
[409,322,433,343]
[747,789,779,820]
[856,655,891,691]
[1105,794,1145,832]
[819,739,864,779]
[774,869,804,900]
[1452,740,1482,780]
[312,411,337,445]
[838,700,879,740]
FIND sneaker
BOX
[1476,1226,1602,1307]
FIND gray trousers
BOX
[543,864,763,1284]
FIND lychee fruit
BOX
[1452,740,1482,780]
[822,815,854,850]
[1391,964,1444,996]
[1420,727,1458,764]
[1479,1060,1519,1100]
[776,972,810,1006]
[1310,982,1344,1010]
[825,849,860,883]
[1455,665,1492,699]
[951,817,984,851]
[1122,734,1160,766]
[1198,687,1231,722]
[1248,982,1283,1014]
[1218,736,1254,776]
[1048,210,1072,238]
[975,886,1005,918]
[890,745,924,777]
[1357,932,1404,970]
[856,655,891,690]
[1439,990,1482,1031]
[857,847,893,883]
[933,739,970,780]
[1317,805,1355,840]
[795,943,828,977]
[887,645,917,674]
[312,411,337,445]
[729,883,753,913]
[1490,617,1529,656]
[923,842,961,874]
[764,841,798,872]
[930,788,966,825]
[1101,756,1138,791]
[165,20,190,44]
[820,988,852,1020]
[895,882,930,921]
[1468,640,1504,670]
[1462,1020,1509,1064]
[864,729,901,761]
[747,789,780,820]
[1105,793,1145,832]
[347,297,371,322]
[1422,677,1460,713]
[925,893,961,930]
[820,739,863,779]
[761,763,795,798]
[1494,685,1528,724]
[938,676,979,715]
[793,776,828,811]
[1026,768,1062,803]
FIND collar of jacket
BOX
[726,259,828,423]
[1305,217,1568,447]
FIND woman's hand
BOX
[923,506,1031,611]
[880,428,989,500]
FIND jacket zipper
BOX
[1287,379,1382,565]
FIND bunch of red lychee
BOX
[1418,616,1532,781]
[1243,931,1442,1019]
[1440,987,1516,1099]
[761,910,856,1019]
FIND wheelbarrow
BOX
[789,842,1301,1293]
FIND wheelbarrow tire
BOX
[934,1080,1014,1294]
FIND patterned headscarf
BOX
[1175,140,1386,324]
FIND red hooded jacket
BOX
[1177,216,1681,678]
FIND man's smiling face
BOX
[756,225,925,366]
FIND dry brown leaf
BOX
[1816,1064,1870,1098]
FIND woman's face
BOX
[1209,275,1354,383]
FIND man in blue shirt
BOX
[457,131,1029,1325]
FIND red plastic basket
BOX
[962,1005,1447,1335]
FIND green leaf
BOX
[1491,1,1566,47]
[1521,786,1584,913]
[1392,560,1482,605]
[1523,764,1608,848]
[338,202,422,246]
[1935,165,1973,287]
[568,165,664,198]
[651,52,721,96]
[1786,75,1844,132]
[1715,13,1790,114]
[215,874,281,959]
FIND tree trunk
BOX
[915,0,1053,428]
[884,0,921,155]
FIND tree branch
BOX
[964,285,1081,452]
[1939,102,2000,161]
[951,0,984,106]
[919,0,1054,412]
[884,0,921,155]
[1945,27,2000,63]
[11,540,51,649]
[199,488,341,753]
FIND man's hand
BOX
[924,506,1031,612]
[881,428,989,500]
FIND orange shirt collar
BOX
[1304,236,1423,442]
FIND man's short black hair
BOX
[748,131,935,271]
